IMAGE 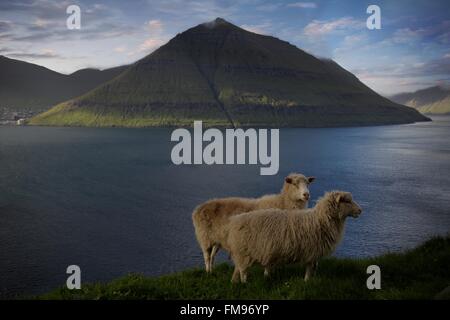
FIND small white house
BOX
[17,118,26,125]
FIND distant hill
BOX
[30,18,428,127]
[390,86,450,115]
[0,55,128,111]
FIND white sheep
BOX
[192,173,315,273]
[226,191,362,283]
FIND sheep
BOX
[226,191,362,283]
[192,173,315,273]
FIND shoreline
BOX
[4,117,433,129]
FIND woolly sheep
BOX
[192,173,315,273]
[226,191,362,283]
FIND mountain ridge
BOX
[30,18,429,127]
[390,86,450,114]
[0,55,128,111]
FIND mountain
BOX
[390,86,450,115]
[30,18,429,127]
[0,55,128,111]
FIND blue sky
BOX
[0,0,449,95]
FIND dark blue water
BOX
[1,116,449,297]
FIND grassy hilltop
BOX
[40,236,450,300]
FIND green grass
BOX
[39,236,450,300]
[28,103,428,128]
[28,103,233,127]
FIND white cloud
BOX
[150,0,240,21]
[240,22,272,35]
[342,34,366,46]
[256,3,281,12]
[6,48,62,60]
[130,19,168,56]
[390,28,423,44]
[114,46,127,53]
[287,2,317,9]
[42,48,56,56]
[333,34,368,57]
[146,19,163,32]
[34,18,51,28]
[139,38,165,52]
[303,17,363,37]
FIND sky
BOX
[0,0,449,96]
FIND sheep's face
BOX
[284,173,315,204]
[334,192,362,219]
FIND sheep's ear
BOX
[308,177,316,184]
[285,177,293,184]
[336,192,351,203]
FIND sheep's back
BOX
[228,209,308,266]
[192,197,259,243]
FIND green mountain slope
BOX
[30,18,429,127]
[0,55,128,111]
[390,86,450,114]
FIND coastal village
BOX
[0,107,44,125]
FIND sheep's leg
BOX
[264,267,270,278]
[304,262,316,281]
[231,256,249,283]
[202,247,212,273]
[240,269,248,283]
[231,267,240,283]
[209,245,219,272]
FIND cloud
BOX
[146,19,163,32]
[437,31,450,44]
[138,38,166,52]
[0,0,448,87]
[33,18,52,28]
[6,49,62,59]
[383,20,450,45]
[130,19,169,56]
[84,3,108,14]
[352,55,450,79]
[332,34,368,56]
[347,54,450,95]
[287,2,317,9]
[303,17,363,37]
[0,0,73,20]
[342,34,367,46]
[420,54,450,75]
[390,28,423,44]
[255,4,282,12]
[0,20,12,32]
[0,0,138,43]
[10,21,138,42]
[240,22,273,35]
[150,0,240,20]
[114,46,127,53]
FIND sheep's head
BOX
[283,173,315,204]
[332,191,362,219]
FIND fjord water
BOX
[1,117,449,297]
